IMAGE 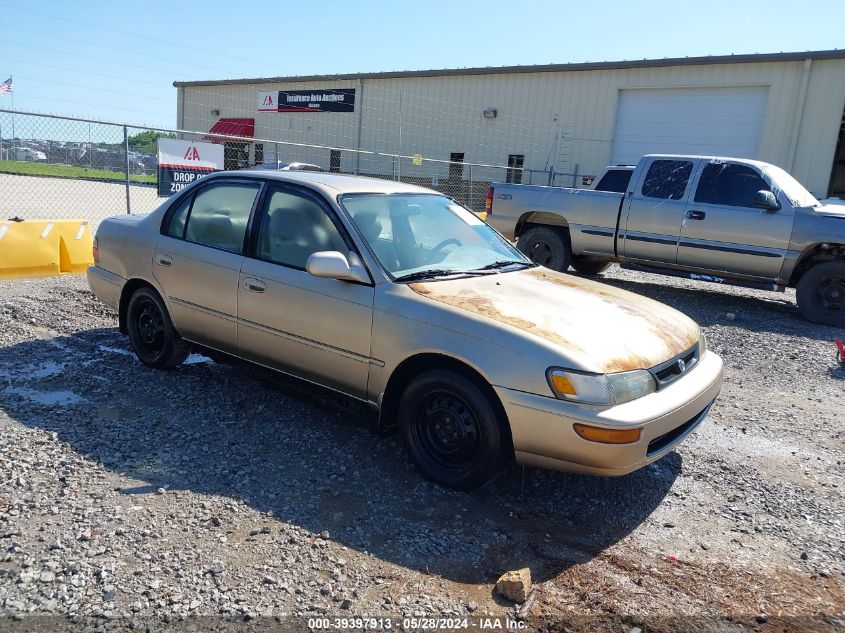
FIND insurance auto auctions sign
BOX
[257,89,356,113]
[157,138,224,197]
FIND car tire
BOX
[571,257,612,275]
[517,226,572,271]
[399,369,506,490]
[126,286,190,369]
[796,260,845,327]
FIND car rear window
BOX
[594,169,633,193]
[641,160,693,200]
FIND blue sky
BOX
[0,0,843,128]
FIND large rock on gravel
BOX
[495,568,531,603]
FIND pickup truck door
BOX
[236,184,375,399]
[153,179,262,353]
[621,157,698,264]
[677,161,793,280]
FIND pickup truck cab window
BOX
[641,160,693,200]
[694,162,770,208]
[254,188,347,270]
[594,169,633,193]
[183,182,261,253]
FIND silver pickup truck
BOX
[485,154,845,326]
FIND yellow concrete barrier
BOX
[0,219,94,280]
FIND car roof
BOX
[212,169,440,196]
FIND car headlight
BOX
[699,332,707,357]
[546,367,656,405]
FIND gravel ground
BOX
[0,267,843,632]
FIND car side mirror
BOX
[753,190,780,212]
[306,251,369,284]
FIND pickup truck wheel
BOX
[517,226,572,271]
[571,257,611,275]
[126,287,190,369]
[399,370,504,490]
[797,261,845,327]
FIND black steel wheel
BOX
[516,226,572,271]
[399,369,506,489]
[797,261,845,327]
[126,286,190,369]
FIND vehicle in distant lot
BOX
[255,161,324,172]
[88,171,722,489]
[83,148,146,174]
[486,154,845,326]
[14,147,47,162]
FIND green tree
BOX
[127,131,176,155]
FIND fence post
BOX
[123,125,131,214]
[468,164,473,210]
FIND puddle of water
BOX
[98,345,135,357]
[184,353,213,365]
[29,361,65,379]
[4,386,85,406]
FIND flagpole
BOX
[10,76,14,160]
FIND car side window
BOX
[694,162,771,208]
[183,182,261,253]
[641,160,693,200]
[255,189,347,269]
[163,195,192,238]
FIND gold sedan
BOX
[88,171,723,489]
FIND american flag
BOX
[0,77,12,95]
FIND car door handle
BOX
[685,210,706,220]
[243,278,266,293]
[155,254,173,267]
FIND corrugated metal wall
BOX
[179,57,845,196]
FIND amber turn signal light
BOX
[573,423,642,444]
[549,372,577,396]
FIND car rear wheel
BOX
[517,226,572,271]
[399,370,506,490]
[126,286,190,369]
[571,257,611,275]
[797,261,845,327]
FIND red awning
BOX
[202,118,255,143]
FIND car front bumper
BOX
[495,350,724,476]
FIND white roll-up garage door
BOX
[610,86,768,165]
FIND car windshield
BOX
[761,164,819,208]
[340,193,531,279]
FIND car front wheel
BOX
[126,286,190,369]
[796,260,845,327]
[399,369,506,490]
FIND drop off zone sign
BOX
[157,139,224,197]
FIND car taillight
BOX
[92,236,99,265]
[485,186,494,214]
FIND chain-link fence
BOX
[0,109,579,231]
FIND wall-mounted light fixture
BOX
[483,108,497,119]
[210,109,220,117]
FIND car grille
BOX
[650,343,699,389]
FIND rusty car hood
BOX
[410,267,699,373]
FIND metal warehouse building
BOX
[175,49,845,200]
